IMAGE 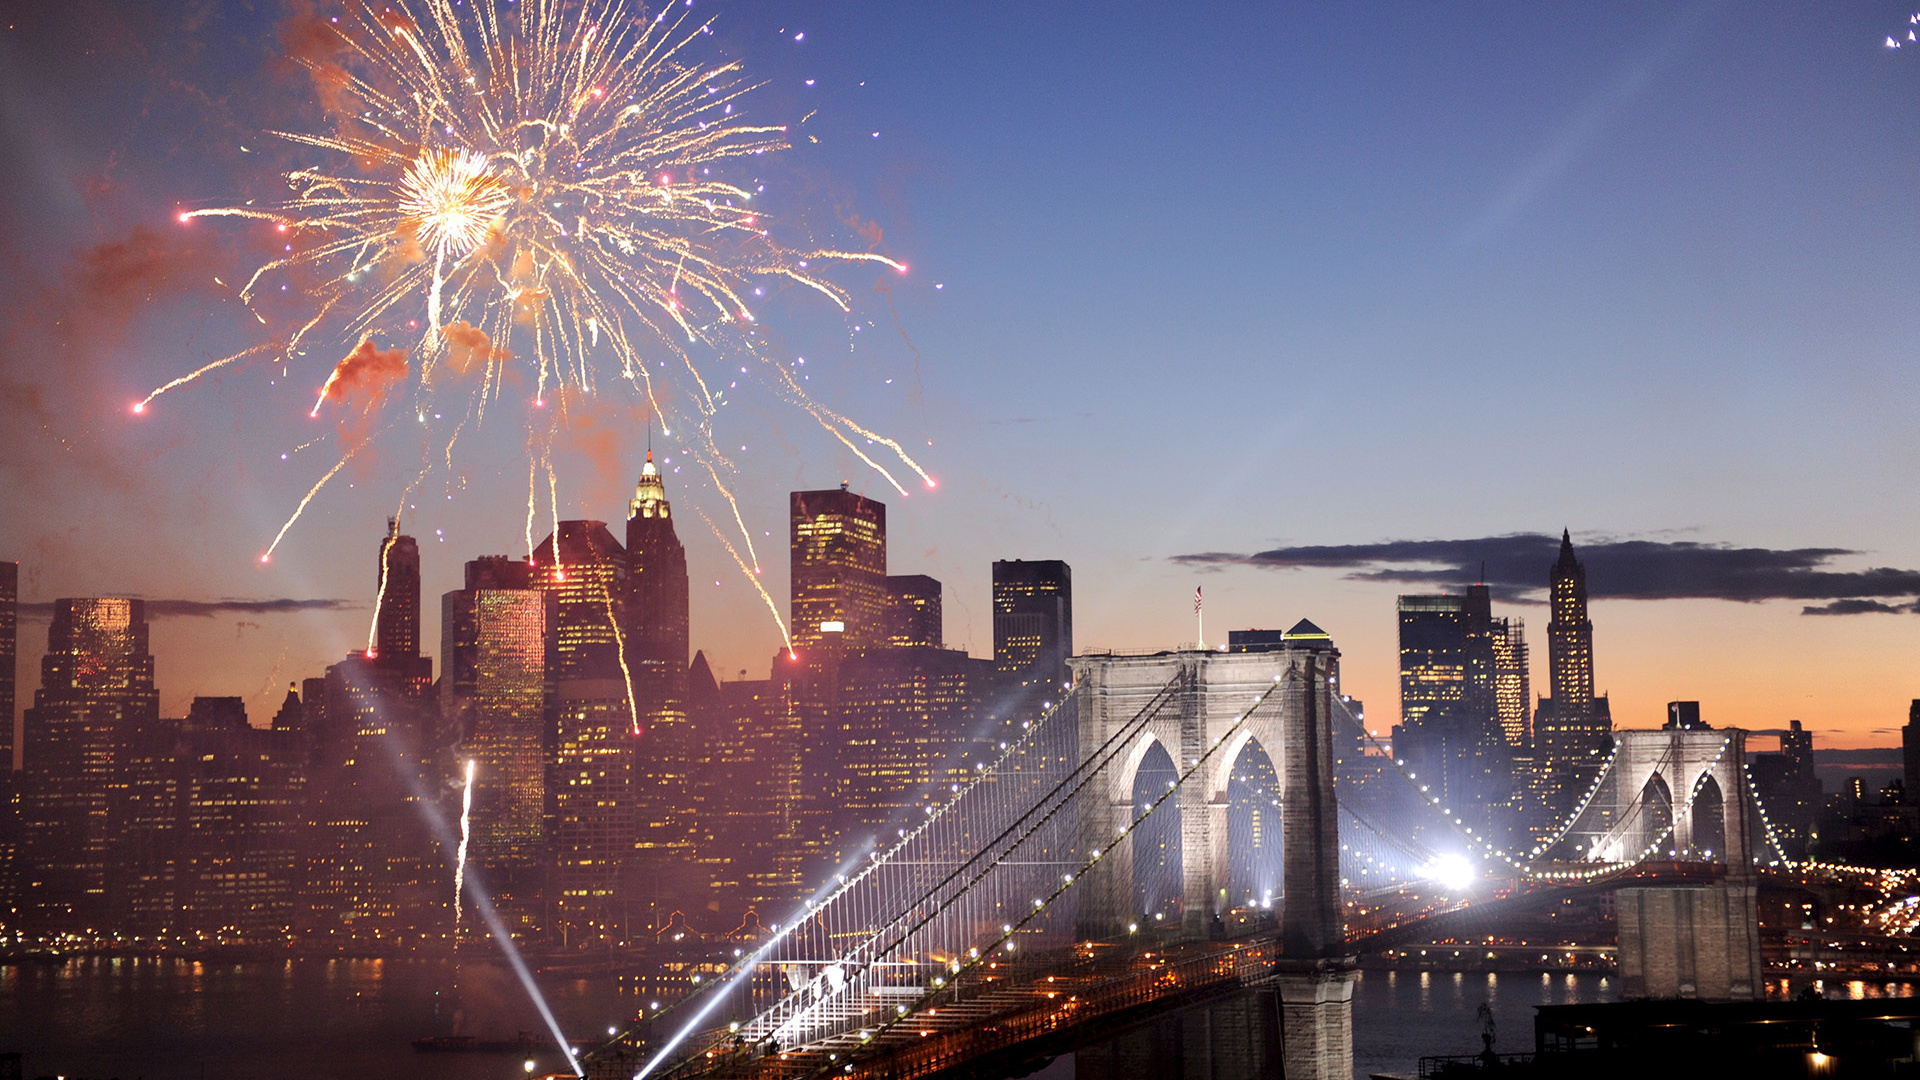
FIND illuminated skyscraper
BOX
[20,599,159,927]
[1394,593,1512,837]
[1396,594,1465,728]
[832,646,996,855]
[1532,530,1613,830]
[1491,617,1531,748]
[441,557,552,873]
[374,520,420,661]
[369,523,433,708]
[790,486,887,655]
[992,560,1072,688]
[1,561,15,771]
[301,525,441,943]
[883,574,943,649]
[625,452,695,870]
[532,520,635,942]
[532,521,629,681]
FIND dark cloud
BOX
[1801,599,1917,616]
[19,597,359,619]
[1173,533,1920,613]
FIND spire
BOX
[1555,528,1578,571]
[629,441,669,520]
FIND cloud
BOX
[18,597,359,619]
[1173,532,1920,613]
[1801,598,1917,616]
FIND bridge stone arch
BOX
[1071,639,1341,957]
[1595,729,1754,867]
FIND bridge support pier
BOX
[1617,880,1761,1002]
[1272,958,1357,1080]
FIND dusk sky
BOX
[3,1,1919,748]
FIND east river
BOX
[4,959,1914,1080]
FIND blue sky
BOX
[3,1,1919,744]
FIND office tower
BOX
[441,557,553,877]
[172,697,305,940]
[625,453,697,870]
[831,646,997,855]
[1532,531,1613,830]
[301,651,444,943]
[1393,594,1512,838]
[1491,617,1530,748]
[533,521,635,943]
[690,659,807,919]
[1,561,15,771]
[992,560,1073,689]
[1396,594,1466,728]
[883,574,943,649]
[790,486,887,655]
[532,521,630,680]
[19,599,159,928]
[1905,701,1920,798]
[374,519,421,661]
[1751,720,1820,860]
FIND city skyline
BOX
[4,3,1920,747]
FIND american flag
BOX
[1194,586,1202,614]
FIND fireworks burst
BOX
[145,0,932,642]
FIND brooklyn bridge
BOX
[573,627,1869,1080]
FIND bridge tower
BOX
[1072,627,1352,1080]
[1597,728,1763,1001]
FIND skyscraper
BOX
[832,645,996,855]
[1905,701,1920,799]
[441,557,553,875]
[1396,594,1466,728]
[790,486,887,656]
[20,599,159,927]
[882,574,943,649]
[1,561,15,771]
[532,520,635,943]
[1393,593,1512,837]
[369,522,433,705]
[1491,617,1530,748]
[532,520,629,681]
[624,452,698,874]
[1532,530,1613,830]
[992,560,1073,689]
[374,520,420,660]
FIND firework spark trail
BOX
[153,0,932,639]
[600,585,643,735]
[134,341,281,413]
[453,757,476,925]
[697,507,791,654]
[369,526,398,654]
[262,444,364,562]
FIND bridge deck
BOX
[645,934,1280,1080]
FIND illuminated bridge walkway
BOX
[584,641,1817,1080]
